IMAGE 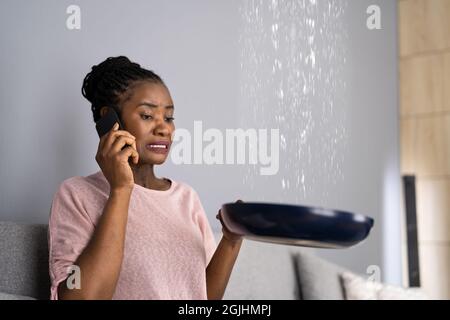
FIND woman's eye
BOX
[141,114,153,120]
[141,114,174,122]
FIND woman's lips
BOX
[146,142,170,154]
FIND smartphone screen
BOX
[95,107,133,162]
[95,107,123,138]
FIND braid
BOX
[81,56,165,122]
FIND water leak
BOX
[238,0,348,203]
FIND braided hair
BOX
[81,56,165,122]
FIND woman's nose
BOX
[153,119,170,137]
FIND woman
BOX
[48,56,243,300]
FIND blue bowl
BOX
[221,202,374,249]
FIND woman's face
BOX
[115,81,175,165]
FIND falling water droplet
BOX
[238,0,348,204]
[280,134,287,150]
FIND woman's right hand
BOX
[95,122,139,192]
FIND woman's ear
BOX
[99,106,109,118]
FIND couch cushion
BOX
[0,222,50,299]
[0,291,36,300]
[293,250,345,300]
[222,235,300,300]
[340,271,428,300]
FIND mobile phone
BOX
[95,107,123,138]
[95,107,134,163]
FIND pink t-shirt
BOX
[48,170,217,300]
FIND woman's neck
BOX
[130,163,161,189]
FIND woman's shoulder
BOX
[55,170,108,196]
[172,179,197,195]
[170,180,205,205]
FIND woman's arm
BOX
[58,187,132,300]
[206,203,244,300]
[206,236,243,300]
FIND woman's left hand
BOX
[216,200,244,243]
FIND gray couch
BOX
[219,233,346,300]
[0,222,347,300]
[0,222,50,300]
